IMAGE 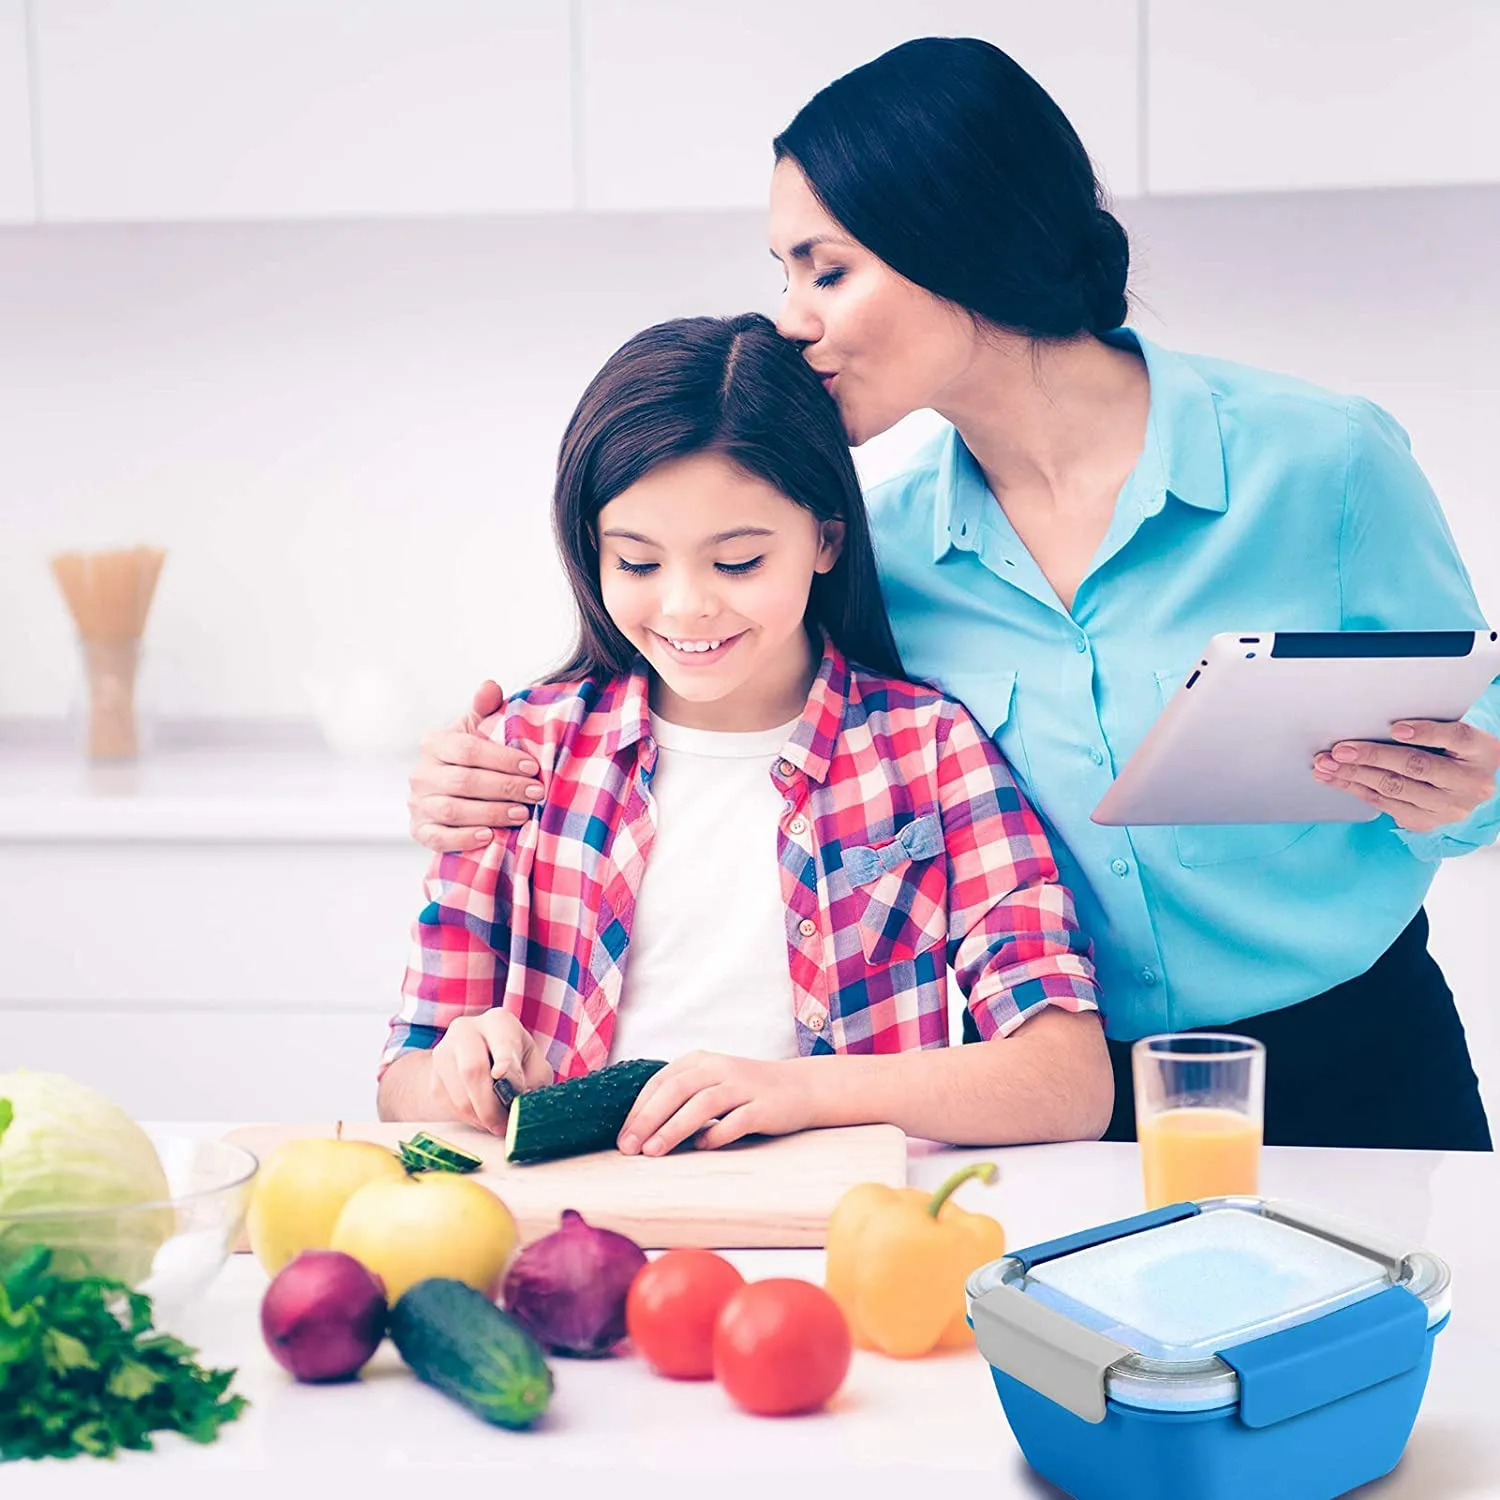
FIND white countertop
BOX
[0,741,411,843]
[3,731,1497,854]
[19,1132,1500,1498]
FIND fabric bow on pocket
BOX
[842,813,948,967]
[842,814,946,884]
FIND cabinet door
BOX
[34,0,574,222]
[0,0,34,222]
[579,0,1140,212]
[1149,0,1500,194]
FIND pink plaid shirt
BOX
[380,638,1100,1083]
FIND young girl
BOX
[377,313,1111,1154]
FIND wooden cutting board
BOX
[223,1121,907,1251]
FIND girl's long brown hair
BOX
[546,312,904,683]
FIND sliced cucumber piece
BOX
[398,1131,483,1174]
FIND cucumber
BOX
[388,1278,553,1430]
[397,1131,482,1174]
[498,1058,667,1165]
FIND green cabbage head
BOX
[0,1071,174,1285]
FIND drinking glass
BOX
[1133,1033,1265,1209]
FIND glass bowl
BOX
[0,1133,258,1316]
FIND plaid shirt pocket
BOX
[843,811,948,966]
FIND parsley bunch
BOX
[0,1244,247,1462]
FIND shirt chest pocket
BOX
[941,668,1030,793]
[840,812,949,967]
[1152,667,1314,868]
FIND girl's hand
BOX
[617,1053,815,1156]
[430,1011,554,1135]
[1313,718,1500,833]
[408,679,546,853]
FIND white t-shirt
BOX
[608,712,803,1065]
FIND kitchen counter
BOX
[19,1132,1500,1498]
[0,738,411,843]
[3,730,1497,854]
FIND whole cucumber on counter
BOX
[388,1278,553,1429]
[497,1058,667,1164]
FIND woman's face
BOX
[596,450,843,729]
[769,158,977,446]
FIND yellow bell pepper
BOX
[824,1161,1006,1358]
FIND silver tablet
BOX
[1092,630,1500,826]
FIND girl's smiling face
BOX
[597,450,844,731]
[768,157,978,447]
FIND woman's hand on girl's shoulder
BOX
[408,678,547,852]
[616,1053,816,1158]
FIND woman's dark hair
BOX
[545,312,904,684]
[773,36,1129,339]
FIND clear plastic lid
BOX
[967,1198,1451,1413]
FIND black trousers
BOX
[1097,909,1492,1151]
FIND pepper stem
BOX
[925,1161,998,1218]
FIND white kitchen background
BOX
[1,1,1497,1123]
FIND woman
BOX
[407,38,1500,1150]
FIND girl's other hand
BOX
[1313,718,1500,833]
[617,1053,815,1157]
[408,679,546,852]
[430,1011,555,1135]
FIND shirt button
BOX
[1075,636,1088,654]
[808,1014,825,1032]
[1141,967,1158,986]
[778,760,795,777]
[1088,747,1105,766]
[788,816,808,836]
[1110,858,1130,877]
[798,918,817,938]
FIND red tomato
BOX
[626,1250,746,1380]
[712,1279,852,1417]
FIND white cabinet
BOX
[0,745,430,1120]
[33,0,574,222]
[1148,0,1500,195]
[0,841,430,1120]
[579,0,1141,213]
[0,0,34,222]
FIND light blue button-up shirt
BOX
[867,329,1500,1037]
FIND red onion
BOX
[501,1209,647,1358]
[260,1250,387,1382]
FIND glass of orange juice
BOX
[1133,1034,1265,1209]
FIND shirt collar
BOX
[1105,327,1228,517]
[777,632,847,785]
[595,664,653,758]
[603,631,849,785]
[932,325,1228,562]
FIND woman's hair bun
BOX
[1084,208,1130,334]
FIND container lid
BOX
[967,1198,1450,1418]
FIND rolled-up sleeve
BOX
[938,701,1102,1037]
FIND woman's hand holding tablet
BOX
[1313,716,1500,832]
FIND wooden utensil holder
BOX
[82,638,143,761]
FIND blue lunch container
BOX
[964,1196,1451,1500]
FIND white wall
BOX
[3,183,1498,740]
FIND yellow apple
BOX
[329,1173,517,1303]
[247,1138,408,1276]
